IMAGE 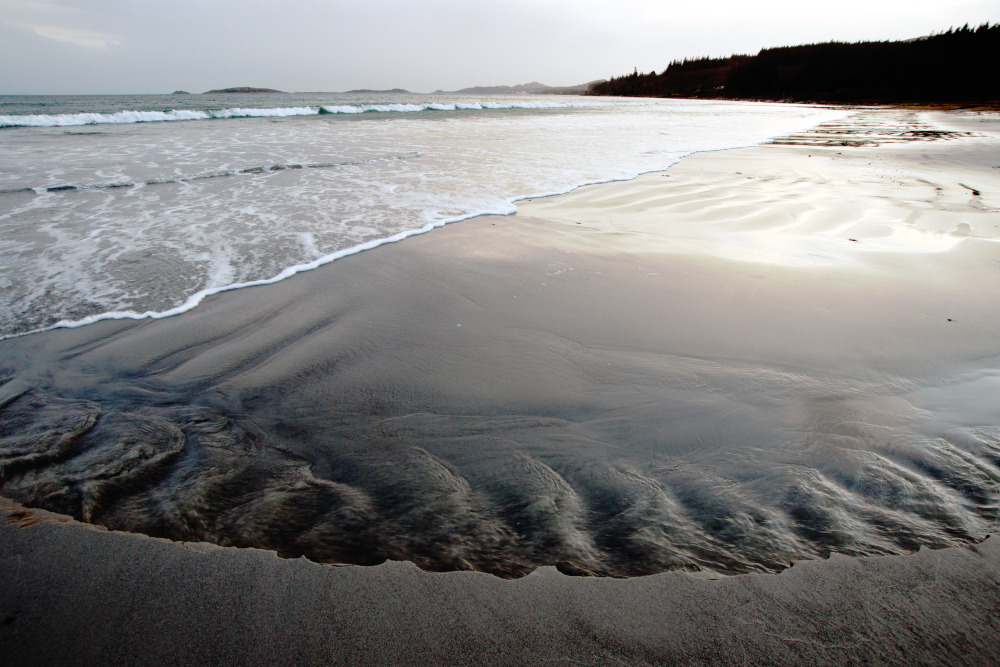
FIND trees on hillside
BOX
[588,23,998,104]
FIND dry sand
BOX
[2,108,1000,664]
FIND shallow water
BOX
[0,93,847,337]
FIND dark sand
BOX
[2,109,1000,663]
[2,498,999,666]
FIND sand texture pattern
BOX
[1,110,999,582]
[1,110,999,662]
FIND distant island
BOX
[589,23,998,106]
[346,88,411,94]
[436,81,605,95]
[171,90,190,95]
[203,87,284,94]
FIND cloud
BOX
[1,1,121,50]
[29,24,120,49]
[0,0,996,93]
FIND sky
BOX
[1,0,997,94]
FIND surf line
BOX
[0,152,424,197]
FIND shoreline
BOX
[6,104,992,343]
[0,100,851,341]
[2,108,1000,662]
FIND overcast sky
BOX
[1,0,997,94]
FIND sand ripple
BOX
[2,372,997,578]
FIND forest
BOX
[588,23,998,105]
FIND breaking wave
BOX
[0,100,657,128]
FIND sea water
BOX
[0,93,850,337]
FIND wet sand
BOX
[2,108,1000,662]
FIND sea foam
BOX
[0,96,851,338]
[1,100,659,128]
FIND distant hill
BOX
[203,87,285,94]
[438,81,605,95]
[346,88,412,94]
[589,23,998,105]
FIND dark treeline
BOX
[589,24,998,104]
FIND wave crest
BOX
[0,100,658,128]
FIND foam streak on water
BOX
[0,100,658,127]
[0,93,849,337]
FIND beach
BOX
[2,107,1000,663]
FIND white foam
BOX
[0,155,748,339]
[35,217,472,335]
[319,105,365,114]
[0,109,211,127]
[208,107,318,118]
[1,100,671,128]
[0,100,853,339]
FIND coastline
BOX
[0,98,849,342]
[2,108,1000,662]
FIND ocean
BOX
[0,93,849,337]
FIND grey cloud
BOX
[1,0,996,94]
